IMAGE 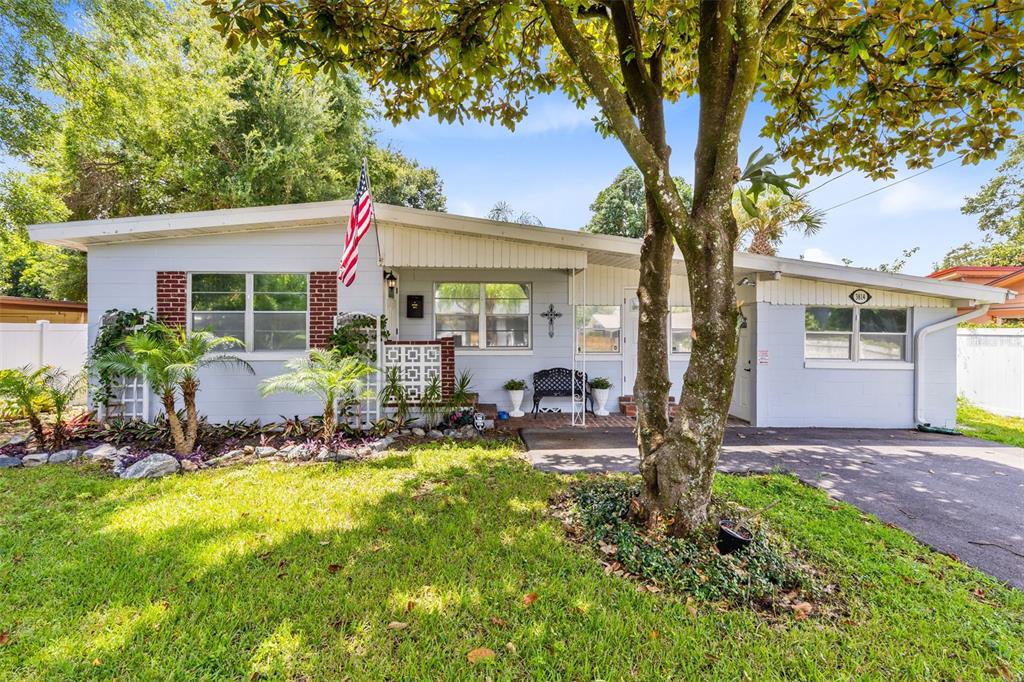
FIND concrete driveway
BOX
[522,427,1024,589]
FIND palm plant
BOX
[43,368,86,450]
[94,323,253,455]
[419,374,443,429]
[732,186,824,256]
[259,348,375,439]
[0,366,50,444]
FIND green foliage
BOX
[377,366,412,433]
[418,375,444,429]
[326,314,389,362]
[583,167,692,239]
[0,365,85,448]
[502,378,526,391]
[957,398,1024,448]
[42,368,86,450]
[87,308,158,405]
[589,377,612,390]
[448,371,475,410]
[734,186,823,256]
[487,201,542,226]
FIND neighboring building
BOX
[929,266,1024,323]
[29,201,1008,429]
[0,296,88,323]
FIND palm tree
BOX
[259,348,375,439]
[43,368,86,450]
[733,186,824,256]
[95,324,253,455]
[0,366,50,444]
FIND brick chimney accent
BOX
[440,337,455,397]
[156,272,187,327]
[309,271,338,348]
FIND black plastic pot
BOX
[717,519,753,555]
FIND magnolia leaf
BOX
[467,647,496,664]
[522,592,539,606]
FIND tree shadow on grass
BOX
[1,449,1022,680]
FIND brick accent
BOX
[309,271,338,349]
[440,337,455,397]
[156,272,187,327]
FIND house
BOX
[29,201,1009,429]
[929,266,1024,323]
[0,296,87,323]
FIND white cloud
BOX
[878,180,964,215]
[516,100,598,135]
[800,247,841,265]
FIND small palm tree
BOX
[0,366,50,444]
[259,348,375,439]
[95,324,253,455]
[733,186,824,256]
[43,368,86,450]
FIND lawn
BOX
[958,398,1024,448]
[1,442,1022,680]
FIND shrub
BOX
[503,378,526,391]
[590,377,612,390]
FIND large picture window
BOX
[669,306,693,353]
[576,305,621,353]
[805,307,908,361]
[190,273,308,352]
[434,282,531,349]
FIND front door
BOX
[622,287,640,395]
[729,306,755,423]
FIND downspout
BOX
[913,304,989,426]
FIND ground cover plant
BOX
[1,442,1021,680]
[958,398,1024,448]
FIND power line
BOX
[819,154,966,214]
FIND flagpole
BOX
[362,157,384,268]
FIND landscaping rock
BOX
[121,453,180,479]
[6,433,32,446]
[371,437,393,453]
[356,445,373,457]
[206,451,242,467]
[254,446,277,458]
[48,449,80,464]
[180,459,199,472]
[22,452,49,467]
[427,429,444,440]
[112,458,127,476]
[83,443,124,461]
[316,448,357,463]
[411,428,425,437]
[279,444,311,461]
[243,445,256,455]
[454,424,479,439]
[0,456,22,468]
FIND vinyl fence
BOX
[957,327,1024,418]
[0,320,89,376]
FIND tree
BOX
[0,0,447,301]
[210,1,1024,534]
[734,186,822,256]
[941,140,1024,268]
[0,366,50,445]
[584,167,691,238]
[95,324,253,455]
[488,201,543,225]
[260,349,375,439]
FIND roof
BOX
[29,200,1010,305]
[0,295,88,312]
[988,267,1024,288]
[928,265,1023,282]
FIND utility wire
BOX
[819,154,966,214]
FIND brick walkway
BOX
[497,413,636,430]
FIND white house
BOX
[29,200,1009,429]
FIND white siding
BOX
[380,224,586,270]
[757,277,948,308]
[87,223,382,422]
[572,265,690,306]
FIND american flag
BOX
[339,160,374,287]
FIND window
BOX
[805,307,909,362]
[434,282,531,349]
[576,305,621,353]
[190,273,308,352]
[669,306,693,353]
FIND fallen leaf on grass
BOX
[992,662,1013,680]
[523,592,538,607]
[387,621,408,630]
[791,602,813,620]
[467,647,496,664]
[649,630,661,640]
[327,564,342,574]
[405,600,416,613]
[0,632,9,646]
[490,617,507,627]
[92,659,101,666]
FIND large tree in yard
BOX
[209,0,1024,534]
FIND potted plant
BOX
[503,378,527,417]
[590,377,612,416]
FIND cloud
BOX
[877,180,964,215]
[800,247,841,265]
[515,100,599,135]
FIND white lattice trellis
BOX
[381,343,442,402]
[100,375,150,421]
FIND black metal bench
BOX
[531,368,593,417]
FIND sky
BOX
[379,91,1008,277]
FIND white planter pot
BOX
[507,389,525,418]
[593,388,610,416]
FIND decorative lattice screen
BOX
[102,375,150,421]
[381,342,442,402]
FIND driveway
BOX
[522,426,1024,589]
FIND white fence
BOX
[957,327,1024,418]
[0,321,88,376]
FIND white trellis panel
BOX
[381,343,442,402]
[100,376,150,421]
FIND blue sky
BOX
[380,91,1007,277]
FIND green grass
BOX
[958,397,1024,447]
[1,442,1022,680]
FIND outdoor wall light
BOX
[384,270,398,298]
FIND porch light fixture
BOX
[384,270,398,298]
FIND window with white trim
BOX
[576,305,621,353]
[669,306,693,353]
[189,273,308,352]
[804,306,909,361]
[434,282,531,349]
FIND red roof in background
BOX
[928,265,1024,282]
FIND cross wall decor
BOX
[540,304,562,338]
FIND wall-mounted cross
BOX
[540,304,562,338]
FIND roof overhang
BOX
[29,200,1010,305]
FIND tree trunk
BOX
[748,228,775,256]
[322,390,337,439]
[181,378,199,454]
[26,411,46,448]
[161,391,188,456]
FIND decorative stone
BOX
[254,446,277,458]
[180,459,199,472]
[243,445,256,455]
[83,443,122,461]
[0,456,22,468]
[121,453,180,479]
[22,452,49,467]
[316,448,357,462]
[112,458,127,476]
[371,438,393,453]
[356,445,373,457]
[411,428,425,437]
[279,444,311,461]
[428,430,444,439]
[455,424,479,439]
[6,433,32,446]
[48,449,80,464]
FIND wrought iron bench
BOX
[531,368,593,417]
